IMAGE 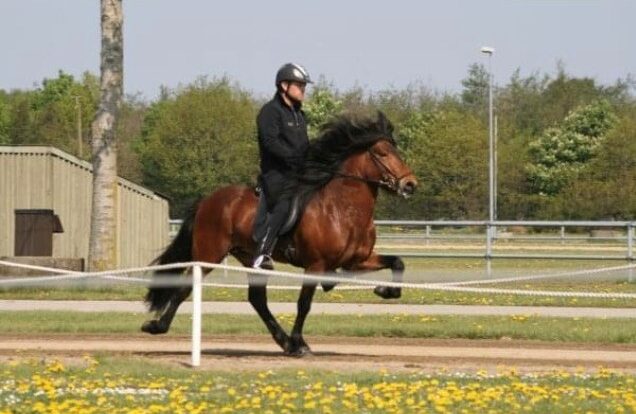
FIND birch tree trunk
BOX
[88,0,123,271]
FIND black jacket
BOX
[256,93,309,201]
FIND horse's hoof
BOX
[373,286,401,299]
[321,282,337,292]
[286,345,313,358]
[141,320,168,335]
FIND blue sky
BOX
[1,0,633,100]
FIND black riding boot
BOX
[252,229,278,270]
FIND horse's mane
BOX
[295,111,396,205]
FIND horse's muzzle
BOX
[398,177,417,198]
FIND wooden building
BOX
[0,146,169,269]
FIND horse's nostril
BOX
[403,181,416,194]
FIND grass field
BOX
[3,311,636,343]
[1,357,635,413]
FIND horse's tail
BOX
[145,204,197,313]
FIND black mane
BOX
[295,111,396,205]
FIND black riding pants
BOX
[258,170,296,253]
[262,170,296,231]
[267,197,292,239]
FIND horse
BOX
[141,111,418,356]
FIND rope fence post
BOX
[191,264,203,367]
[485,223,493,277]
[628,223,634,283]
[560,226,565,245]
[425,225,431,246]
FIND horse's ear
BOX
[377,111,387,126]
[377,110,394,135]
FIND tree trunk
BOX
[88,0,123,271]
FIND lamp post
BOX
[481,46,495,275]
[480,46,495,223]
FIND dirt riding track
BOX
[2,334,636,374]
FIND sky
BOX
[1,0,634,101]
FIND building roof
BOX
[0,145,168,201]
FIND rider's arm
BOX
[257,105,299,166]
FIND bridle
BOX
[334,140,410,194]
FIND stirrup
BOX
[252,254,274,270]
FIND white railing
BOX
[170,219,636,261]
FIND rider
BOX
[252,63,313,270]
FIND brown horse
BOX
[141,112,417,356]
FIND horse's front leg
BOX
[247,274,291,352]
[288,282,317,357]
[346,253,403,299]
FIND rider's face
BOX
[282,81,307,102]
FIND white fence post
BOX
[486,224,493,277]
[191,264,202,367]
[628,224,634,283]
[560,226,565,245]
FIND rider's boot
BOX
[253,229,278,271]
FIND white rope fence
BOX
[2,259,636,366]
[2,259,636,297]
[443,263,636,286]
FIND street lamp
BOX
[481,46,495,275]
[480,46,495,223]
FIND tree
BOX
[377,108,488,219]
[88,0,123,271]
[0,72,98,153]
[135,78,258,218]
[541,66,604,123]
[30,71,98,157]
[545,110,636,219]
[116,96,146,183]
[461,63,489,116]
[303,86,342,138]
[496,69,550,136]
[0,94,9,145]
[526,100,616,196]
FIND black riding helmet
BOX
[275,63,313,86]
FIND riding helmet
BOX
[275,63,313,86]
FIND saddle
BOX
[252,186,302,243]
[251,186,337,292]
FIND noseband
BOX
[368,150,411,192]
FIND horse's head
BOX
[364,138,418,198]
[300,111,417,199]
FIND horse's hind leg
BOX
[346,253,403,299]
[143,236,231,335]
[141,286,192,334]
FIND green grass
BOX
[3,311,636,343]
[2,356,635,413]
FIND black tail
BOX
[145,205,197,313]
